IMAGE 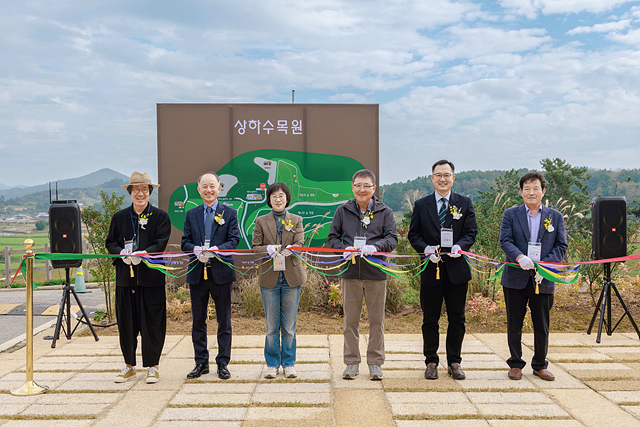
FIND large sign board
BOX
[157,104,379,248]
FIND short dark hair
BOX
[352,169,376,185]
[197,171,220,185]
[432,160,455,174]
[266,182,291,208]
[127,185,153,195]
[519,171,545,190]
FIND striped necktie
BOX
[438,199,447,228]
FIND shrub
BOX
[235,274,264,317]
[385,276,406,314]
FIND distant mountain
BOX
[0,183,11,190]
[0,168,128,199]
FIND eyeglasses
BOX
[132,188,150,195]
[271,195,286,200]
[353,184,374,190]
[433,173,453,180]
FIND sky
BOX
[1,0,639,187]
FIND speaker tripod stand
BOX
[51,267,99,348]
[587,263,640,343]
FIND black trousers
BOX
[420,267,468,366]
[115,285,166,367]
[189,278,232,366]
[504,278,554,371]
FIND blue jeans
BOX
[261,273,301,368]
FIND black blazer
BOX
[408,192,477,285]
[181,203,240,285]
[105,204,171,287]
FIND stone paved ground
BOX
[1,332,640,426]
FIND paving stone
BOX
[569,369,640,380]
[191,364,263,381]
[383,377,461,391]
[231,335,265,347]
[459,378,537,391]
[0,403,30,416]
[384,361,424,370]
[383,370,430,379]
[585,380,640,391]
[558,362,632,371]
[386,392,469,404]
[159,407,247,421]
[487,421,585,427]
[255,382,330,393]
[21,402,110,416]
[386,353,425,361]
[153,422,241,427]
[0,421,95,427]
[390,402,478,417]
[396,421,490,427]
[622,405,640,419]
[466,391,553,404]
[333,389,394,427]
[297,335,329,347]
[547,388,640,427]
[251,392,331,405]
[0,372,74,392]
[57,378,139,391]
[548,353,613,362]
[0,394,39,404]
[593,347,640,354]
[245,407,331,420]
[476,403,569,417]
[171,392,251,406]
[600,391,640,404]
[35,392,120,404]
[181,383,256,393]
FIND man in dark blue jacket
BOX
[182,172,239,380]
[500,171,567,381]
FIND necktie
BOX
[438,199,447,228]
[205,207,213,242]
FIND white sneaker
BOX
[264,366,279,379]
[284,366,297,378]
[146,366,159,384]
[115,365,135,383]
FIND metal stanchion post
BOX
[11,239,48,396]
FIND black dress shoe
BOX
[448,363,466,380]
[187,363,209,379]
[424,362,438,380]
[217,364,231,380]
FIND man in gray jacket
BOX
[328,169,398,381]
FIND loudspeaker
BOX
[591,196,627,260]
[49,201,83,268]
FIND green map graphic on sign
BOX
[168,149,364,249]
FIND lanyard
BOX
[129,204,151,241]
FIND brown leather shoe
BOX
[533,368,555,381]
[447,363,466,380]
[424,363,438,380]
[508,367,522,380]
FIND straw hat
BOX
[120,172,160,189]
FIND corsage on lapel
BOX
[214,212,225,225]
[362,211,373,228]
[139,212,152,229]
[449,205,463,220]
[544,215,554,232]
[279,218,295,232]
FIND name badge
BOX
[124,238,135,253]
[204,239,211,249]
[273,253,286,271]
[354,236,367,250]
[528,242,541,262]
[441,228,453,248]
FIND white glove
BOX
[449,245,462,258]
[345,246,359,258]
[426,245,439,263]
[193,246,206,263]
[203,245,218,260]
[130,251,145,265]
[281,245,293,256]
[361,245,377,256]
[518,255,535,270]
[120,248,132,265]
[267,245,280,256]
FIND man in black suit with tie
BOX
[182,172,240,380]
[408,160,477,381]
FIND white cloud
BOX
[16,119,65,133]
[567,19,631,35]
[500,0,638,18]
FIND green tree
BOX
[540,158,591,214]
[35,220,47,231]
[81,191,125,321]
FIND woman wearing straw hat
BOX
[251,182,306,379]
[106,172,171,384]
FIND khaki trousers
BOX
[341,278,387,365]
